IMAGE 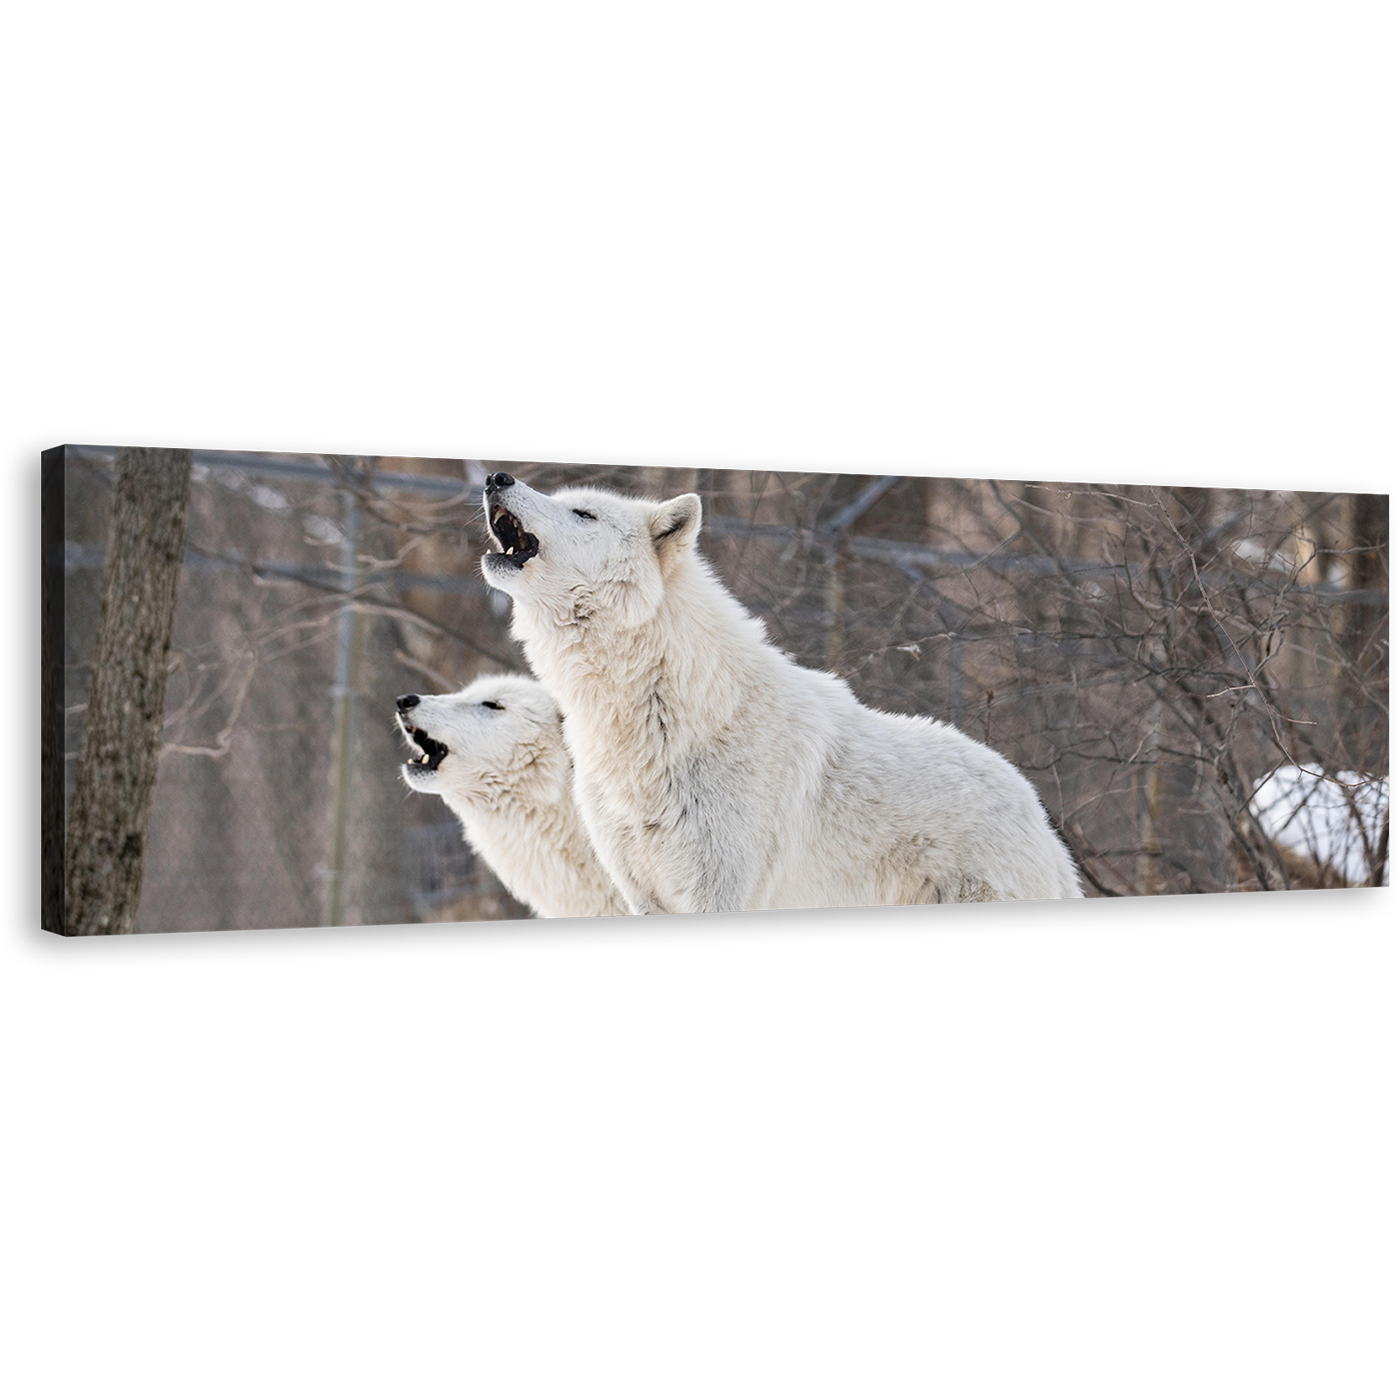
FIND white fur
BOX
[482,480,1084,914]
[397,674,626,919]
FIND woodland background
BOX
[58,448,1388,931]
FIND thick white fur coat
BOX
[398,674,626,918]
[482,480,1083,914]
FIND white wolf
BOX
[480,472,1083,914]
[396,673,626,919]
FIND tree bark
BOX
[64,447,193,935]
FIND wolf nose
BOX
[396,694,421,712]
[485,471,515,490]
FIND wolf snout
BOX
[396,694,421,712]
[485,472,516,490]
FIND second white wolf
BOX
[480,472,1083,914]
[397,674,626,918]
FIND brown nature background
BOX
[59,448,1388,932]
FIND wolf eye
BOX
[572,508,596,521]
[480,700,505,711]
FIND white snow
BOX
[1250,766,1390,886]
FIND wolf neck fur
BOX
[516,553,766,751]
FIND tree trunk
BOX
[64,447,193,935]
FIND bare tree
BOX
[64,447,193,935]
[893,481,1388,895]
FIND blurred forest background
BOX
[57,447,1388,932]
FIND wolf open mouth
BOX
[400,720,449,772]
[486,503,540,567]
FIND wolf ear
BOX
[650,493,702,569]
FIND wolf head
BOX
[480,472,702,630]
[395,673,568,807]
